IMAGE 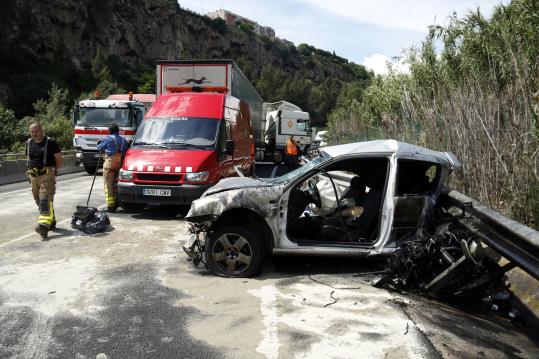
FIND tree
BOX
[28,84,73,150]
[0,104,25,152]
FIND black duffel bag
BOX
[71,206,110,234]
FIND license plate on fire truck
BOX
[143,188,171,197]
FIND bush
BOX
[0,104,26,153]
[327,0,539,228]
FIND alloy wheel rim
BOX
[212,233,253,275]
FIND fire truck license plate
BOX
[143,188,171,197]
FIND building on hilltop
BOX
[206,9,275,38]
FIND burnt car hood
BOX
[201,176,273,197]
[187,178,283,221]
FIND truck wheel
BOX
[119,202,146,212]
[272,151,284,164]
[205,225,263,277]
[84,165,97,175]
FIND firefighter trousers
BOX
[103,154,122,208]
[28,168,56,229]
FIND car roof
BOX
[321,139,460,168]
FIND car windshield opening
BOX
[262,153,330,184]
[78,108,131,127]
[133,117,219,148]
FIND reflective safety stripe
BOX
[38,201,55,227]
[104,184,116,206]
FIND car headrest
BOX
[350,176,366,192]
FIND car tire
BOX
[119,202,146,212]
[205,225,263,277]
[84,165,97,175]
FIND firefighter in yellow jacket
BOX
[96,123,128,212]
[26,123,63,239]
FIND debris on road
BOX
[71,206,110,234]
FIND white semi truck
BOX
[72,93,155,174]
[254,101,315,163]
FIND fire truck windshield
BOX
[78,108,131,127]
[133,117,219,148]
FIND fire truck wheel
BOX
[84,166,97,175]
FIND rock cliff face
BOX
[0,0,367,116]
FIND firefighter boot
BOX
[35,224,48,239]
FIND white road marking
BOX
[0,176,87,197]
[249,285,280,359]
[270,165,279,178]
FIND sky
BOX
[177,0,507,74]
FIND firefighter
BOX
[26,122,62,239]
[96,123,128,212]
[285,135,300,171]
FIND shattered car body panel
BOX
[188,184,284,222]
[184,139,538,302]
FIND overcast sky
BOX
[178,0,507,74]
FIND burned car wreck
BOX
[185,140,539,300]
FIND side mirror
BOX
[225,140,235,155]
[134,110,143,127]
[71,107,79,125]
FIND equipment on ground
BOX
[71,156,110,234]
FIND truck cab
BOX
[117,90,255,210]
[72,94,154,174]
[255,101,314,164]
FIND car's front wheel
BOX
[205,225,263,277]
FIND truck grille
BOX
[136,174,182,182]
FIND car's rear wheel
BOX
[205,225,263,277]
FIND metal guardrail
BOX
[0,150,76,161]
[446,190,539,280]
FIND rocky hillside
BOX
[0,0,371,123]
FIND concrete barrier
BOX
[0,154,83,185]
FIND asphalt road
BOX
[0,166,538,358]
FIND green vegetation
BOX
[0,104,25,153]
[25,84,73,151]
[327,0,539,228]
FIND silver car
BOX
[185,140,465,278]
